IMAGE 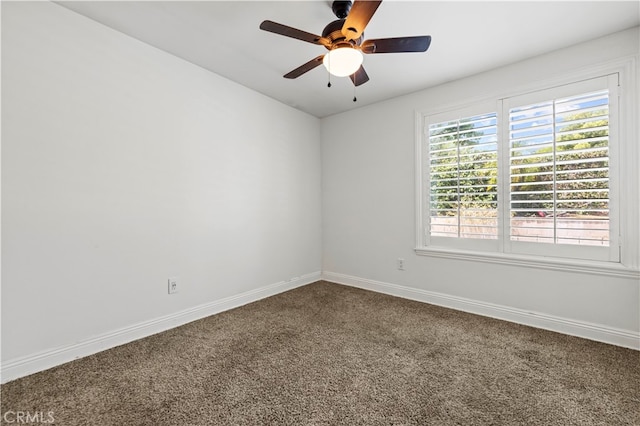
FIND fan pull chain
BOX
[327,53,332,88]
[353,85,357,102]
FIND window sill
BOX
[414,247,639,279]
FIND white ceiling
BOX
[56,1,639,118]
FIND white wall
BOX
[1,1,321,379]
[322,28,640,348]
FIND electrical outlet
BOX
[168,277,179,294]
[397,258,405,271]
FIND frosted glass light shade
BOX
[323,47,363,77]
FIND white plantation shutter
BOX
[426,106,499,249]
[509,91,609,243]
[504,75,619,261]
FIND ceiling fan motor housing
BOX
[322,19,363,49]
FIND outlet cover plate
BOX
[168,277,179,294]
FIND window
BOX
[505,78,617,262]
[425,102,500,252]
[418,74,623,264]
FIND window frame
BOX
[414,58,639,278]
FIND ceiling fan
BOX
[259,0,432,88]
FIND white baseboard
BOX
[3,269,636,384]
[0,272,321,384]
[322,271,640,351]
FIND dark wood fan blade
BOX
[260,20,329,46]
[341,0,382,41]
[283,55,325,79]
[349,66,369,86]
[361,36,432,54]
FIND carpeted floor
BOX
[1,281,639,425]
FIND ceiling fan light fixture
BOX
[323,47,363,77]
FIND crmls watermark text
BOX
[2,411,55,424]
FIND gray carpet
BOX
[1,281,639,425]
